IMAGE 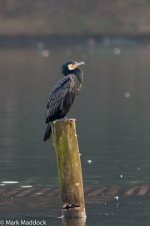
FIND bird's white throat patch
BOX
[68,64,77,70]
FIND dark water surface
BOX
[0,43,150,225]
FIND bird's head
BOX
[62,61,84,76]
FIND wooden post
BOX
[52,119,86,218]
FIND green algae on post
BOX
[52,119,86,218]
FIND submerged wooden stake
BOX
[52,119,86,218]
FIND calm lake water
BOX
[0,41,150,225]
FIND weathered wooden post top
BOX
[52,118,86,218]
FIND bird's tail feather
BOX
[43,124,52,142]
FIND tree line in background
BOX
[0,0,149,36]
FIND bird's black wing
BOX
[45,75,76,123]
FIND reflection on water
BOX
[62,218,86,226]
[0,43,150,188]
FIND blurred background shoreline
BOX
[0,0,150,47]
[0,34,150,49]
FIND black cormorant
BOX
[43,61,84,142]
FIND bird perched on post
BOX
[43,61,84,142]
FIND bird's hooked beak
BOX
[68,61,85,70]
